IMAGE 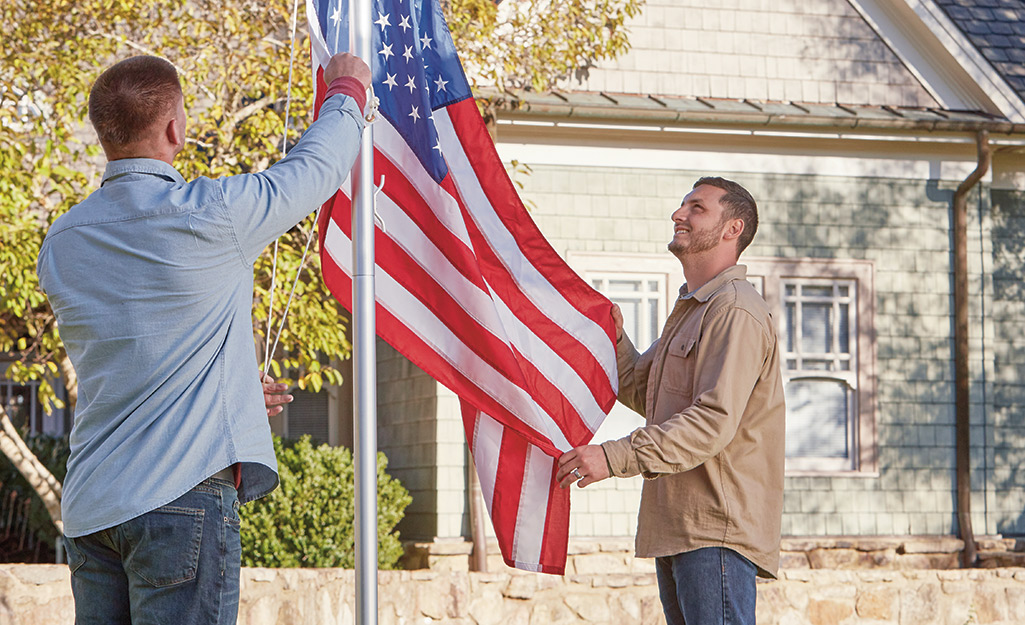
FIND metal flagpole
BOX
[351,0,378,621]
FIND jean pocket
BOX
[64,536,86,575]
[123,505,205,588]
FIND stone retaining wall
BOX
[2,565,1024,625]
[404,535,1025,574]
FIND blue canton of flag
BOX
[315,0,471,182]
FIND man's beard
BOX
[668,218,725,258]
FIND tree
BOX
[449,0,642,92]
[0,0,641,539]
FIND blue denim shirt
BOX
[38,94,364,537]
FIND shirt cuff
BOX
[325,76,367,113]
[601,438,641,478]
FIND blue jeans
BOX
[65,477,241,625]
[655,547,757,625]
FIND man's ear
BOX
[165,116,183,152]
[722,218,745,242]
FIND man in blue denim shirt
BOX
[37,53,370,624]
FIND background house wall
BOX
[288,0,1025,547]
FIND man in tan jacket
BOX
[557,177,785,625]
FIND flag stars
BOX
[409,105,420,122]
[403,45,415,62]
[378,43,394,60]
[404,75,417,93]
[374,12,391,31]
[382,73,398,91]
[434,75,449,93]
[399,15,411,32]
[329,4,342,25]
[433,140,442,152]
[420,33,432,50]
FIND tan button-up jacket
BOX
[601,264,786,578]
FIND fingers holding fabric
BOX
[556,445,611,489]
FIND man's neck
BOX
[681,256,737,293]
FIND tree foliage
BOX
[241,435,411,568]
[449,0,643,92]
[0,0,641,536]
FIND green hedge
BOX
[0,433,69,558]
[241,435,412,569]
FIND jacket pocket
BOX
[122,505,204,588]
[660,334,698,397]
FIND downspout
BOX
[952,130,991,568]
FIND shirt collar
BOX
[679,264,748,302]
[101,158,186,186]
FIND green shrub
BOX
[241,435,412,569]
[0,433,69,558]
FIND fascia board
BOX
[848,0,1025,122]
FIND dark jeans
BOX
[655,547,757,625]
[65,477,241,625]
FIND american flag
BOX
[309,0,618,574]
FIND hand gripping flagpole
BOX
[351,0,378,622]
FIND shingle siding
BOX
[558,0,937,107]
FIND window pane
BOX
[785,302,795,352]
[786,358,798,369]
[648,280,659,292]
[609,280,641,292]
[804,285,833,298]
[616,299,641,341]
[838,285,849,297]
[649,298,659,341]
[785,284,797,297]
[839,304,850,353]
[803,360,834,371]
[801,303,832,353]
[591,279,603,289]
[785,379,850,459]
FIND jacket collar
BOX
[680,264,748,303]
[101,158,186,186]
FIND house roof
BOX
[483,88,1023,134]
[932,0,1025,104]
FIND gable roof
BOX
[932,0,1025,104]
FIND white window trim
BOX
[747,257,878,476]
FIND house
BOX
[278,0,1025,567]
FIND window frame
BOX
[746,257,877,476]
[569,252,878,477]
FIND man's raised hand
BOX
[324,53,372,91]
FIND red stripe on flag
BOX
[453,191,617,419]
[538,461,571,574]
[491,424,528,569]
[319,235,562,457]
[446,99,618,341]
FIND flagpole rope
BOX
[265,0,381,380]
[262,0,303,378]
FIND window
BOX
[571,253,877,475]
[588,274,667,349]
[748,259,876,475]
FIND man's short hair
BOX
[693,176,758,255]
[88,56,182,150]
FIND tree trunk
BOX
[0,404,63,535]
[58,353,78,412]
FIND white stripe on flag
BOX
[512,444,553,571]
[323,219,574,451]
[435,109,617,383]
[472,412,503,514]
